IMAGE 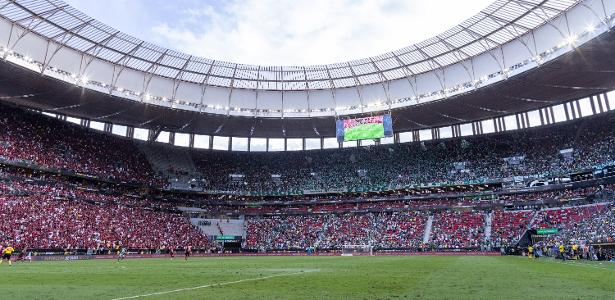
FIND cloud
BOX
[64,0,153,38]
[150,0,492,66]
[66,0,492,66]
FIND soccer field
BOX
[2,256,615,299]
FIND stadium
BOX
[0,0,615,298]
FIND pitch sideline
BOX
[513,255,614,270]
[109,270,318,300]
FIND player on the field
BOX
[185,245,192,261]
[559,244,566,261]
[16,245,32,262]
[527,245,534,259]
[25,249,32,262]
[16,247,25,261]
[169,247,175,259]
[117,246,127,262]
[571,243,579,260]
[1,244,14,266]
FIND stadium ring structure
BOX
[1,0,615,150]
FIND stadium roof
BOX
[0,0,579,90]
[0,0,614,139]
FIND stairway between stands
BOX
[423,215,434,244]
[483,212,493,243]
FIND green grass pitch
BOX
[344,123,384,141]
[2,256,615,299]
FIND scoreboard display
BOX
[336,114,393,142]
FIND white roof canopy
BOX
[0,0,579,90]
[3,0,609,119]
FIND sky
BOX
[64,0,493,66]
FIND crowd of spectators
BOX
[490,210,532,248]
[430,211,484,249]
[372,211,427,249]
[196,184,612,216]
[534,203,614,243]
[245,202,615,252]
[555,206,615,244]
[189,112,615,194]
[0,105,160,186]
[534,204,610,230]
[527,204,615,261]
[245,210,482,251]
[2,163,614,253]
[1,102,615,197]
[0,170,208,251]
[1,102,615,254]
[245,215,326,250]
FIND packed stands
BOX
[430,211,484,249]
[1,162,614,253]
[490,210,532,247]
[0,105,160,186]
[534,204,610,230]
[0,171,208,251]
[372,211,427,249]
[2,102,615,195]
[551,205,615,244]
[245,215,326,250]
[0,103,614,254]
[188,112,615,194]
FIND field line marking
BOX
[560,260,612,270]
[110,270,315,300]
[513,256,613,270]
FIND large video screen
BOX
[336,115,393,142]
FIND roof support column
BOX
[431,128,440,140]
[568,101,577,119]
[594,95,604,114]
[495,117,507,132]
[603,93,611,111]
[471,121,483,135]
[169,132,175,145]
[412,131,419,142]
[126,126,134,139]
[452,124,461,138]
[575,100,582,118]
[590,95,598,115]
[563,102,571,121]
